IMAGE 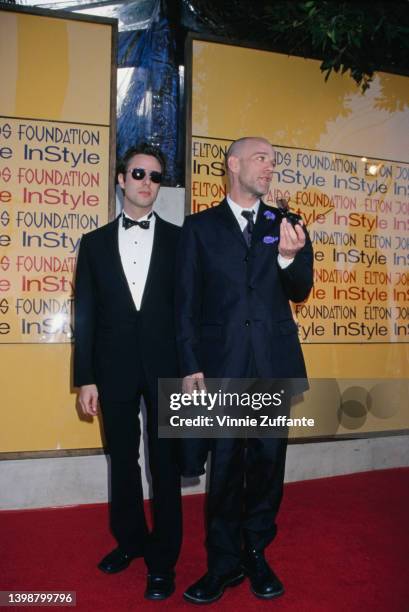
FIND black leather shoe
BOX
[145,574,175,600]
[183,569,245,604]
[97,547,140,574]
[243,549,284,599]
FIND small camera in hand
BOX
[276,198,302,227]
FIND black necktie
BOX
[122,212,152,230]
[241,210,255,246]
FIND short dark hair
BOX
[117,143,166,177]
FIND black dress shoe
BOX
[183,569,245,604]
[145,574,175,600]
[243,549,284,599]
[97,547,140,574]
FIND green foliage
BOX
[188,0,409,91]
[277,1,409,92]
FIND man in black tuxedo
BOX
[74,143,181,600]
[176,137,313,604]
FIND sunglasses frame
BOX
[128,167,163,184]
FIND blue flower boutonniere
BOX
[263,235,279,245]
[264,210,276,221]
[263,209,278,244]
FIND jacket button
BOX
[244,255,249,262]
[248,285,253,291]
[245,320,250,326]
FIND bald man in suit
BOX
[176,137,313,604]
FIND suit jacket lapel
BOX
[140,213,164,310]
[215,199,248,247]
[251,201,280,248]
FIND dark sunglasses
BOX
[128,167,163,184]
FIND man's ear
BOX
[227,155,239,174]
[117,173,125,190]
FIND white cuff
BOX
[277,254,294,269]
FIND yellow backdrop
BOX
[188,37,409,438]
[0,8,114,453]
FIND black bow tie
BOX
[122,213,152,230]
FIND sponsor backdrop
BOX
[187,37,409,437]
[0,6,116,452]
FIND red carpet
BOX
[0,468,408,611]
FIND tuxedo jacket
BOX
[74,214,181,401]
[175,199,313,382]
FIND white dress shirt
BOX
[226,195,293,268]
[227,195,260,231]
[118,211,155,310]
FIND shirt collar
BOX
[227,195,260,222]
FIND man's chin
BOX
[254,182,271,197]
[134,201,154,209]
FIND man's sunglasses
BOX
[128,167,163,184]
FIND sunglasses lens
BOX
[130,168,162,184]
[150,171,163,184]
[131,168,146,180]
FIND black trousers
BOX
[99,363,182,574]
[206,435,288,574]
[205,352,289,575]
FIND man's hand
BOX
[182,372,206,394]
[78,384,99,416]
[278,218,306,260]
